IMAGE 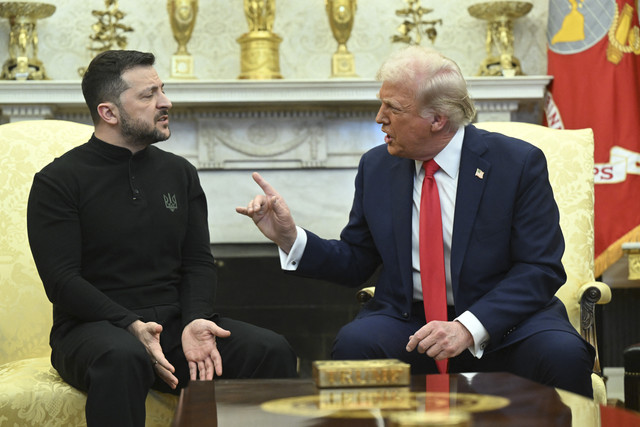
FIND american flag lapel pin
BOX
[475,168,484,179]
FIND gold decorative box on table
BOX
[312,359,411,388]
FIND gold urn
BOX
[468,1,533,77]
[237,0,282,80]
[167,0,198,79]
[326,0,358,78]
[0,1,56,80]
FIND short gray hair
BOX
[376,46,476,132]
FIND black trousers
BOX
[51,306,297,427]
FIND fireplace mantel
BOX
[1,77,551,252]
[0,76,550,118]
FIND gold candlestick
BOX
[237,0,282,80]
[77,0,134,77]
[326,0,357,78]
[168,0,198,79]
[468,1,532,77]
[0,1,55,80]
[391,0,441,46]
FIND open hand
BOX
[182,319,231,380]
[127,319,178,389]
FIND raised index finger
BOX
[252,172,279,198]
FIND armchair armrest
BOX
[578,281,611,376]
[577,281,611,305]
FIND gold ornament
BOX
[237,0,282,80]
[392,0,441,46]
[78,0,133,77]
[167,0,198,79]
[468,1,532,77]
[0,2,56,80]
[623,243,640,281]
[326,0,358,78]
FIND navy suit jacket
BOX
[297,124,591,355]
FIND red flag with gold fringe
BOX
[545,0,640,277]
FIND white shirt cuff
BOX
[455,310,490,358]
[279,226,307,270]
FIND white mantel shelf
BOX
[0,76,552,110]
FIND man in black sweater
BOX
[27,50,297,427]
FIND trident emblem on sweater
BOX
[163,194,178,212]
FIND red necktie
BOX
[419,159,448,374]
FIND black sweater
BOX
[27,135,216,337]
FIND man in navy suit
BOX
[237,46,595,398]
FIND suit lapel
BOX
[451,126,490,285]
[390,157,415,291]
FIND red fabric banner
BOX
[546,0,640,277]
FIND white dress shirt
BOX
[280,126,489,357]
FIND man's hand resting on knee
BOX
[182,319,231,380]
[406,320,474,361]
[127,319,179,389]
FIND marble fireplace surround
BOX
[0,77,550,256]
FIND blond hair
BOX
[376,46,476,132]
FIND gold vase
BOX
[237,0,282,80]
[0,1,56,80]
[326,0,357,78]
[468,1,532,77]
[167,0,198,79]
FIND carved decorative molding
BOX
[1,104,53,121]
[474,101,519,112]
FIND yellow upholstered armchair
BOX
[0,120,177,426]
[357,121,611,404]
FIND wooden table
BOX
[172,372,640,426]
